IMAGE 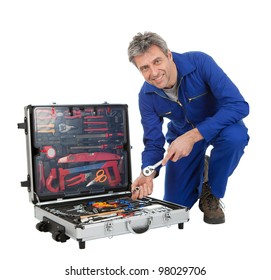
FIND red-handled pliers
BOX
[66,173,92,186]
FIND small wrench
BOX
[59,123,76,133]
[142,160,163,176]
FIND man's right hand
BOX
[131,172,156,200]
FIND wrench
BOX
[59,123,76,133]
[142,160,163,176]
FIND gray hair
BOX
[128,32,169,66]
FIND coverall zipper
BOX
[176,99,195,128]
[175,78,195,128]
[154,78,195,129]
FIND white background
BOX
[1,0,270,279]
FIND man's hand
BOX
[131,172,156,200]
[162,128,203,165]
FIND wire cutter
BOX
[142,160,163,176]
[66,172,93,186]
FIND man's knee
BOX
[215,122,249,149]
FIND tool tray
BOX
[19,103,189,249]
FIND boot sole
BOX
[204,215,225,224]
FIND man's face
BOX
[133,45,177,89]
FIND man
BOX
[128,32,249,224]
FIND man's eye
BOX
[155,59,162,65]
[141,66,149,72]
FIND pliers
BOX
[66,172,92,186]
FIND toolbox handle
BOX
[127,218,152,234]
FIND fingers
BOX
[131,177,153,200]
[163,139,191,164]
[131,185,153,200]
[161,151,173,166]
[131,186,141,200]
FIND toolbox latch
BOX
[105,222,114,239]
[163,211,172,225]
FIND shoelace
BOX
[200,186,225,211]
[205,194,225,211]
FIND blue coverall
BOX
[138,51,249,208]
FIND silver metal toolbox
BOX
[18,104,189,249]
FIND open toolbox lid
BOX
[19,104,132,203]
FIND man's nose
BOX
[149,65,159,77]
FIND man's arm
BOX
[196,53,249,142]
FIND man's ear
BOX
[167,50,173,60]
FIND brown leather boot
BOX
[199,183,225,224]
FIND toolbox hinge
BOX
[17,117,28,134]
[21,174,30,191]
